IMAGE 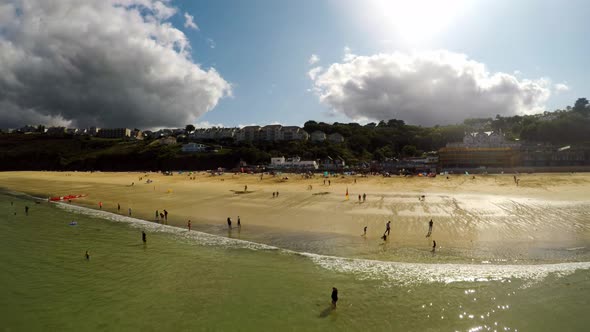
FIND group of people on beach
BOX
[155,209,169,224]
[226,216,241,229]
[364,219,437,253]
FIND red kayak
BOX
[49,194,87,201]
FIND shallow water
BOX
[1,193,589,331]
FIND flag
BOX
[345,187,349,200]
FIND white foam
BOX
[55,201,590,285]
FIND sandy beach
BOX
[1,171,589,261]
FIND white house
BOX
[270,156,318,169]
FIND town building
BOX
[97,128,131,138]
[236,126,261,142]
[327,132,345,144]
[270,156,318,170]
[46,127,67,136]
[310,130,326,143]
[439,131,520,169]
[181,142,207,153]
[520,144,590,167]
[158,136,177,145]
[261,124,282,141]
[320,156,346,170]
[280,126,309,141]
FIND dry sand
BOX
[1,171,589,259]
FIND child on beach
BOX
[331,287,338,309]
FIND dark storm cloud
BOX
[0,0,230,129]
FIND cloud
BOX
[307,67,323,80]
[183,12,199,30]
[343,46,356,62]
[194,121,224,128]
[0,0,230,129]
[309,50,552,126]
[554,83,569,93]
[308,54,320,65]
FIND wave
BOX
[55,201,590,285]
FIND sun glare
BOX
[368,0,469,43]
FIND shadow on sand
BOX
[319,306,334,318]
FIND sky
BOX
[0,0,588,129]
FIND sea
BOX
[1,192,589,331]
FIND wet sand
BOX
[1,171,589,262]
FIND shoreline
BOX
[1,171,589,263]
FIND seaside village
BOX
[3,124,590,174]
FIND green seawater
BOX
[1,193,589,331]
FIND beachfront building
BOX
[270,156,318,170]
[520,144,590,167]
[320,156,346,170]
[181,143,207,153]
[327,132,345,144]
[310,130,326,143]
[439,131,521,169]
[97,128,131,138]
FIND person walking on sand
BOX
[118,203,121,212]
[25,206,29,216]
[384,221,391,236]
[155,210,159,221]
[164,210,168,222]
[272,192,275,198]
[244,185,248,192]
[187,220,191,231]
[237,216,241,228]
[85,250,90,260]
[128,207,132,216]
[142,231,147,243]
[227,217,232,229]
[99,201,103,209]
[426,219,433,237]
[432,240,436,253]
[358,194,361,203]
[331,287,338,309]
[363,226,367,236]
[363,193,366,202]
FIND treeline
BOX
[1,98,588,170]
[0,136,241,171]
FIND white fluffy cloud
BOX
[0,0,230,129]
[554,83,569,93]
[308,54,320,65]
[309,50,552,126]
[183,12,199,30]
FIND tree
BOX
[402,145,417,157]
[573,98,589,112]
[185,124,195,133]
